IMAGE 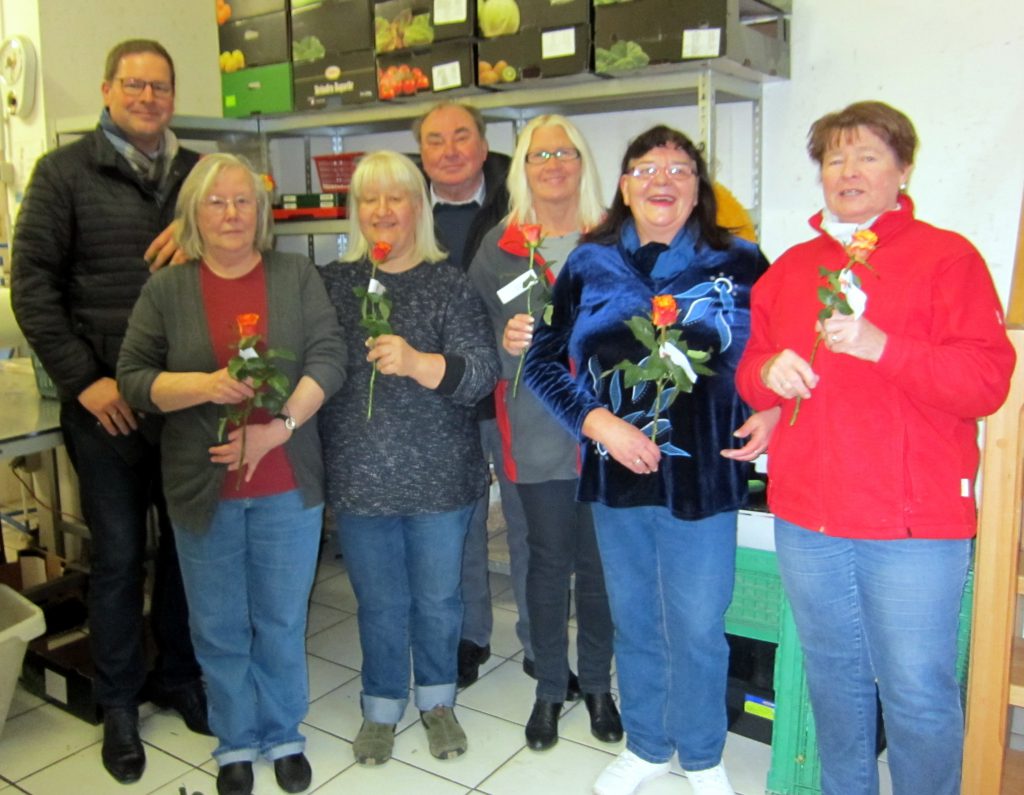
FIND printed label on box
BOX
[682,27,721,59]
[432,60,462,91]
[434,0,467,25]
[542,28,577,60]
[45,669,69,705]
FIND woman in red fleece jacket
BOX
[735,101,1015,795]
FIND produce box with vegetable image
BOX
[218,0,287,21]
[218,9,290,69]
[374,0,475,52]
[477,23,590,86]
[222,62,294,117]
[294,49,378,109]
[376,39,474,98]
[476,0,589,39]
[292,0,374,57]
[593,0,789,77]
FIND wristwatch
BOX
[275,412,297,432]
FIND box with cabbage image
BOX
[291,0,373,58]
[592,0,789,78]
[476,0,589,39]
[477,23,590,87]
[374,0,475,54]
[293,49,378,110]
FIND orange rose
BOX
[846,229,878,264]
[370,241,393,263]
[651,295,679,328]
[236,313,260,338]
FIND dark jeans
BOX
[60,401,199,707]
[517,479,613,702]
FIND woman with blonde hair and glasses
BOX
[118,152,346,795]
[468,114,620,751]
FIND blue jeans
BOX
[173,490,322,765]
[591,504,736,769]
[337,505,473,724]
[774,519,971,795]
[461,418,532,656]
[517,480,613,701]
[60,401,199,706]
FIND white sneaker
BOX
[682,762,735,795]
[594,749,671,795]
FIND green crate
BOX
[29,350,58,399]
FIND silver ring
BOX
[634,458,642,466]
[830,333,838,342]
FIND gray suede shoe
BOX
[353,720,395,765]
[420,705,467,759]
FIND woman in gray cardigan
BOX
[118,154,345,795]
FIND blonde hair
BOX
[174,153,272,259]
[343,150,446,264]
[506,114,604,230]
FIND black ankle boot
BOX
[525,699,562,750]
[274,752,312,793]
[217,761,254,795]
[585,692,623,743]
[101,706,145,783]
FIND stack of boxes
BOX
[215,0,790,115]
[292,0,377,110]
[219,0,294,117]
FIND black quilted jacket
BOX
[11,127,198,400]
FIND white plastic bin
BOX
[0,583,46,736]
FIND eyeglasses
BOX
[201,195,258,214]
[525,148,581,164]
[117,77,173,98]
[628,162,698,180]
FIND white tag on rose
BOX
[497,270,539,305]
[659,341,699,383]
[368,278,386,296]
[238,346,259,360]
[838,268,867,319]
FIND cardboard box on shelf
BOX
[291,0,374,57]
[218,9,291,70]
[222,0,288,21]
[476,0,589,39]
[376,39,475,100]
[592,0,789,78]
[222,63,294,117]
[477,24,590,87]
[293,49,378,110]
[373,0,475,54]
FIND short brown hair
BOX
[411,101,486,144]
[807,101,917,168]
[104,39,175,88]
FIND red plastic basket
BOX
[313,152,364,193]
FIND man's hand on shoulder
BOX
[79,377,138,436]
[145,220,188,272]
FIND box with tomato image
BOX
[374,0,475,54]
[376,40,475,100]
[294,50,378,110]
[477,24,590,87]
[592,0,789,77]
[476,0,590,39]
[291,0,373,58]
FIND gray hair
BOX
[411,101,487,145]
[174,153,273,260]
[506,114,604,229]
[343,150,446,264]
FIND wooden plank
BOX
[1011,636,1024,708]
[1003,747,1024,795]
[1009,186,1024,325]
[962,327,1024,794]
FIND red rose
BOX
[522,224,543,247]
[236,313,260,338]
[651,295,679,328]
[370,241,393,263]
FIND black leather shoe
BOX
[101,706,145,784]
[274,752,313,793]
[457,640,491,688]
[522,659,582,702]
[217,761,254,795]
[585,692,624,743]
[147,679,213,736]
[525,699,562,750]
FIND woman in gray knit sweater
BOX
[318,151,499,767]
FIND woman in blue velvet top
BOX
[523,126,777,795]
